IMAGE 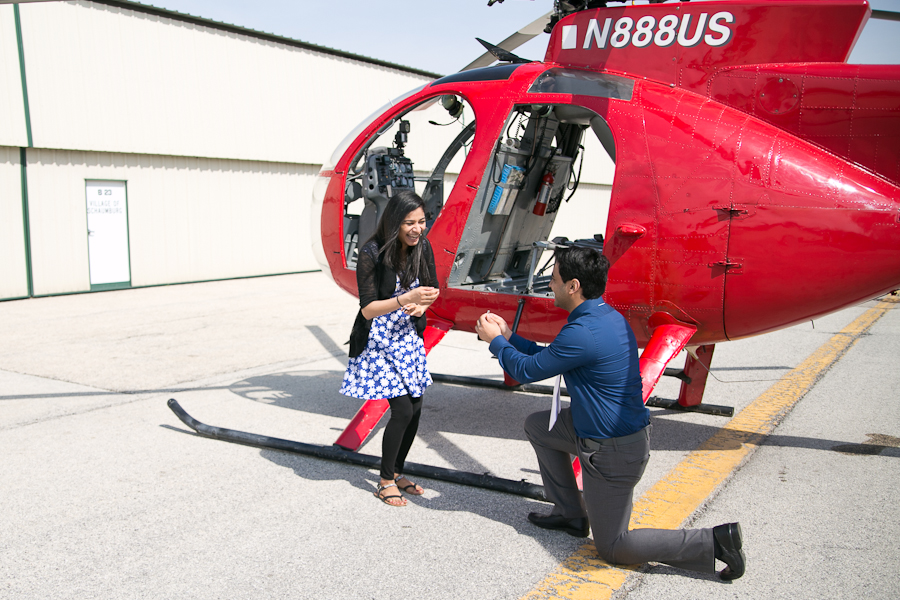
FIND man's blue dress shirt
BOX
[488,299,649,439]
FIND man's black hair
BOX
[554,245,610,300]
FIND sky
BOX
[136,0,900,76]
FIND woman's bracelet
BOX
[396,295,403,307]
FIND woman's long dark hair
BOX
[373,190,428,288]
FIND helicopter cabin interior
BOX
[341,68,630,299]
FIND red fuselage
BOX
[314,1,900,347]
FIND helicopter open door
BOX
[446,69,631,303]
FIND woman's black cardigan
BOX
[348,237,439,358]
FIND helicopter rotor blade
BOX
[871,9,900,22]
[462,10,553,71]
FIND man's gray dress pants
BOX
[525,408,715,573]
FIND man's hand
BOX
[485,312,512,339]
[476,312,511,343]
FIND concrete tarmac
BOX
[1,273,897,599]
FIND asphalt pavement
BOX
[1,273,897,600]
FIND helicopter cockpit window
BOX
[342,94,475,268]
[528,68,634,101]
[322,84,427,173]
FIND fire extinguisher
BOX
[533,170,554,216]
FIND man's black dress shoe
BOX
[713,522,745,580]
[527,512,590,538]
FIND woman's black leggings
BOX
[381,394,423,481]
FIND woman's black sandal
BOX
[395,477,424,495]
[374,483,406,506]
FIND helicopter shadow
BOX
[237,364,578,559]
[228,353,581,556]
[228,365,549,471]
[226,361,897,571]
[647,410,900,458]
[227,367,900,465]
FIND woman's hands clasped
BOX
[403,286,439,307]
[399,286,439,317]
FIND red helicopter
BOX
[310,0,900,451]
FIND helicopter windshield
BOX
[528,68,634,101]
[321,84,428,172]
[341,93,475,268]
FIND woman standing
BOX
[340,191,440,507]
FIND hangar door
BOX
[85,180,131,290]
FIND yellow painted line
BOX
[521,296,898,600]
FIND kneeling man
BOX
[475,244,745,580]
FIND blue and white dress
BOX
[340,277,432,400]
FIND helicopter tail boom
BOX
[709,62,900,186]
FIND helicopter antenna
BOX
[463,9,552,71]
[475,38,531,64]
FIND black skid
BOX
[167,398,547,501]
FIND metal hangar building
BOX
[1,0,615,301]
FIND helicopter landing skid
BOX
[167,398,546,501]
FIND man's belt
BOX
[581,425,649,450]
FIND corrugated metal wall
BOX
[0,147,28,300]
[18,1,432,164]
[2,1,437,299]
[23,148,321,296]
[0,6,28,147]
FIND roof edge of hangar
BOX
[93,0,444,80]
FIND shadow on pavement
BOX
[258,444,582,563]
[223,369,900,458]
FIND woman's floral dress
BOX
[340,277,432,400]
